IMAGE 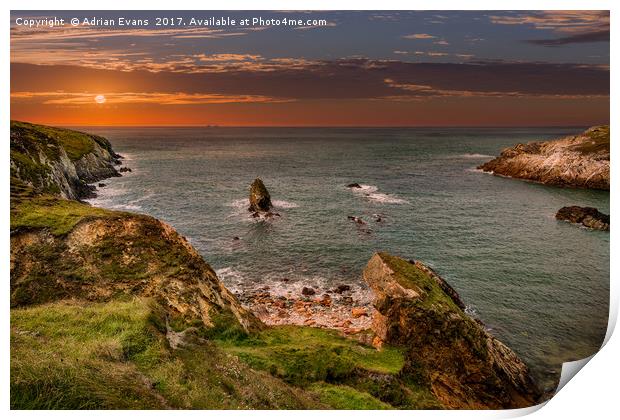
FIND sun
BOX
[94,94,106,104]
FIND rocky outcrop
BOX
[363,253,541,409]
[10,121,121,200]
[248,178,272,212]
[10,121,262,335]
[556,206,610,231]
[10,213,262,333]
[478,126,609,190]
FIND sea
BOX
[80,126,609,392]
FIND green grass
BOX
[11,195,125,236]
[11,299,324,409]
[310,383,392,409]
[215,325,406,386]
[11,120,101,161]
[377,252,462,313]
[10,295,441,409]
[574,125,610,155]
[11,299,168,409]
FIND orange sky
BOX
[10,96,610,127]
[10,11,610,126]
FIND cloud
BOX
[10,42,321,73]
[194,53,262,62]
[11,25,247,41]
[381,78,606,100]
[11,59,609,103]
[488,11,609,33]
[525,30,610,46]
[411,51,451,58]
[368,12,402,22]
[402,33,436,39]
[294,22,337,30]
[489,11,610,46]
[11,91,292,105]
[434,40,450,46]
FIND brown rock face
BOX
[10,121,121,200]
[556,206,609,231]
[10,213,262,333]
[478,126,609,190]
[363,252,541,409]
[248,178,272,212]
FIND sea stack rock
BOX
[248,178,272,212]
[363,252,541,409]
[478,125,609,190]
[556,206,609,231]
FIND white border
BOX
[2,1,616,419]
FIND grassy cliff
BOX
[10,122,419,410]
[10,122,538,410]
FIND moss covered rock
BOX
[10,121,121,200]
[248,178,272,212]
[363,252,541,409]
[10,205,262,333]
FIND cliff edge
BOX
[364,253,541,409]
[478,126,609,190]
[10,121,123,199]
[10,121,542,410]
[10,122,260,333]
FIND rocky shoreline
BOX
[11,121,543,409]
[238,285,373,334]
[478,126,609,190]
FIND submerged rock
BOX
[119,167,132,173]
[556,206,609,231]
[248,178,272,212]
[347,216,366,225]
[335,284,351,294]
[478,125,609,190]
[363,252,541,409]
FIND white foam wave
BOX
[216,266,246,294]
[456,153,493,159]
[229,198,249,209]
[110,203,143,211]
[227,198,299,215]
[350,184,409,205]
[116,152,136,163]
[272,200,299,209]
[357,184,378,193]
